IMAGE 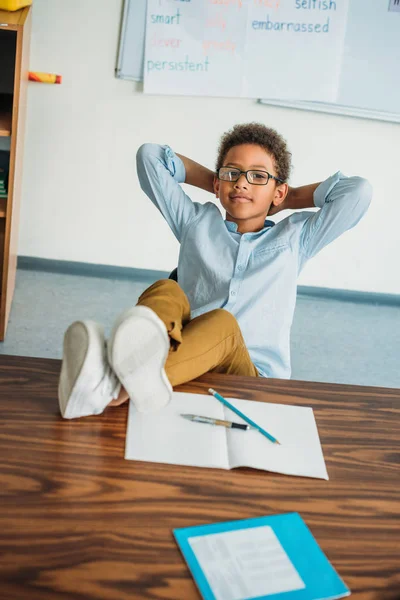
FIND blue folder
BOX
[173,512,350,600]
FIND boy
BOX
[58,122,372,419]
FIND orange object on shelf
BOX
[28,72,62,84]
[0,0,32,10]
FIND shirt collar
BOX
[225,219,275,234]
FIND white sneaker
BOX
[108,305,172,413]
[58,320,121,419]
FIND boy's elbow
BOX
[136,143,155,165]
[346,176,372,217]
[353,176,373,208]
[136,144,163,183]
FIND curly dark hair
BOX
[216,122,292,183]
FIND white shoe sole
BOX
[108,306,172,413]
[58,320,108,419]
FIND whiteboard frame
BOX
[259,99,400,125]
[115,0,144,82]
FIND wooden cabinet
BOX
[0,6,31,340]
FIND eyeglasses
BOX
[217,167,284,186]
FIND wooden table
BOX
[0,354,399,600]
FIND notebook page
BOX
[188,525,305,600]
[224,398,328,480]
[125,392,229,469]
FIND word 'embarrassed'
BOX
[252,16,331,32]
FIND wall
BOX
[18,0,400,294]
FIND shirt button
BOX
[230,290,236,296]
[237,265,243,271]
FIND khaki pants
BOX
[136,279,259,387]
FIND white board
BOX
[116,0,400,122]
[143,0,349,102]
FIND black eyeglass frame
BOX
[216,167,284,186]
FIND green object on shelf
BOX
[0,150,9,194]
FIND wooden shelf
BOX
[0,197,6,217]
[0,95,12,137]
[0,6,31,340]
[0,7,30,29]
[0,112,11,137]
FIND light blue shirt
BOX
[137,143,372,379]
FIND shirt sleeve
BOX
[136,143,206,242]
[299,172,372,260]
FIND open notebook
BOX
[125,391,328,480]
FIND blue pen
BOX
[208,388,281,445]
